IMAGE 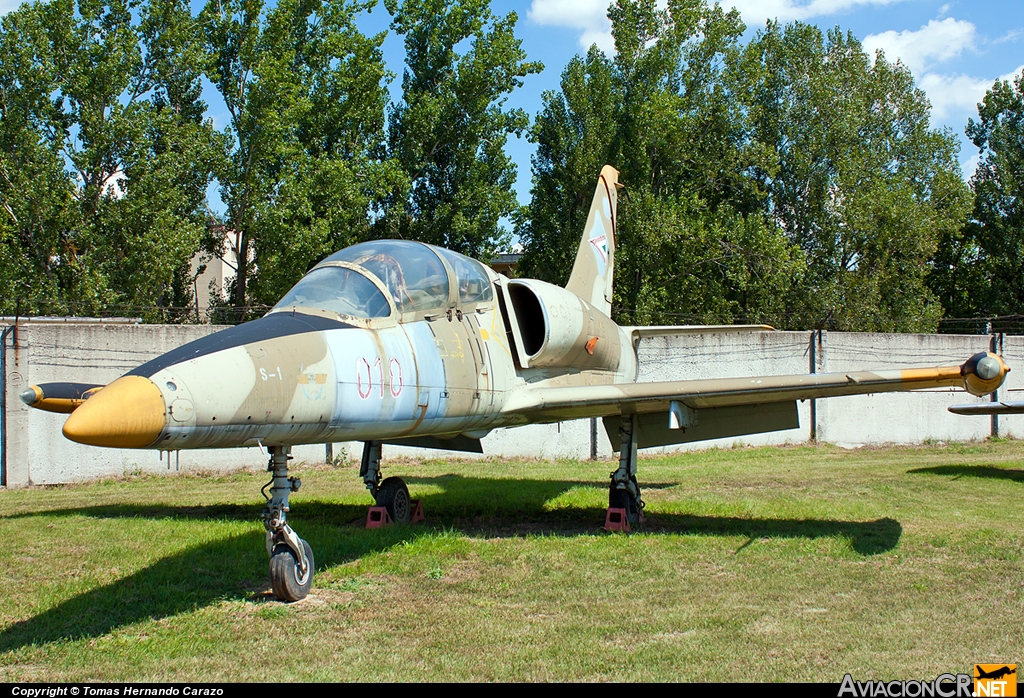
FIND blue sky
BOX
[3,0,1020,210]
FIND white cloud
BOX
[917,64,1023,123]
[918,72,992,121]
[528,0,614,52]
[961,150,980,179]
[993,28,1023,44]
[862,18,976,75]
[529,0,912,52]
[998,64,1024,85]
[725,0,908,30]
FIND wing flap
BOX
[603,402,800,450]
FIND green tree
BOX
[937,72,1024,318]
[521,0,800,325]
[202,0,401,310]
[742,22,971,331]
[516,47,617,284]
[384,0,541,259]
[0,0,224,316]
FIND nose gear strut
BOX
[261,445,314,601]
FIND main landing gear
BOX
[360,440,415,525]
[607,414,644,531]
[262,445,314,601]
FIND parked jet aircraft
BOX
[22,166,1010,601]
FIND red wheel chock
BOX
[409,499,424,523]
[604,507,631,532]
[366,506,392,528]
[604,507,644,532]
[365,500,425,528]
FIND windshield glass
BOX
[325,241,450,314]
[274,266,391,319]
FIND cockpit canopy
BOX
[273,240,494,321]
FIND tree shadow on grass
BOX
[0,474,900,653]
[907,464,1024,483]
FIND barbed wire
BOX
[5,300,1024,335]
[0,300,273,325]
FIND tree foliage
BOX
[742,22,970,331]
[201,0,401,309]
[933,72,1024,318]
[522,1,971,331]
[0,0,224,316]
[384,0,541,259]
[521,0,802,326]
[516,47,617,283]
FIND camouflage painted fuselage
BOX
[107,278,636,451]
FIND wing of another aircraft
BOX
[949,400,1024,415]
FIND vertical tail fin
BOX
[565,165,618,316]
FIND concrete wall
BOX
[0,320,1013,487]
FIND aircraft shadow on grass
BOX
[0,474,900,652]
[907,464,1024,483]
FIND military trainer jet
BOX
[22,166,1010,601]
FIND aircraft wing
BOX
[948,400,1024,415]
[503,352,1007,423]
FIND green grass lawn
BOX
[1,441,1021,682]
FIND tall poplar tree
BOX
[202,0,401,310]
[742,22,971,331]
[933,72,1024,318]
[385,0,541,259]
[0,0,224,316]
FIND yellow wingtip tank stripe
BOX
[900,352,1008,397]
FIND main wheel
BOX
[609,478,642,526]
[376,476,411,524]
[269,538,314,602]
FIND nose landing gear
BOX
[262,445,314,601]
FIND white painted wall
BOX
[0,321,1011,487]
[815,332,994,447]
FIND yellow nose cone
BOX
[62,376,166,448]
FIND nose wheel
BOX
[270,538,314,601]
[261,445,314,601]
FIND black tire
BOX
[269,538,314,602]
[376,476,411,524]
[609,479,641,526]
